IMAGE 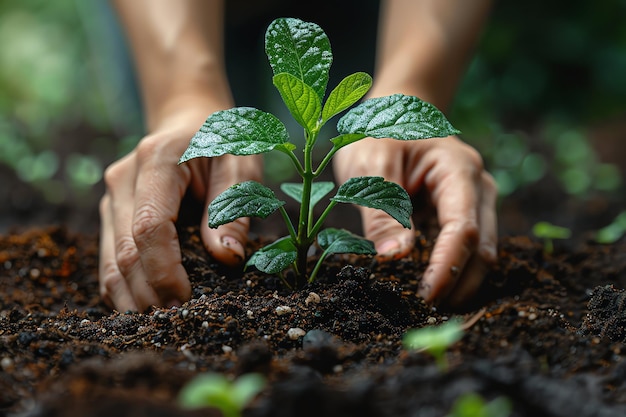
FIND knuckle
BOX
[103,161,125,190]
[134,135,162,161]
[132,204,163,243]
[459,220,480,248]
[115,236,141,273]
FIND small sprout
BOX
[179,17,459,288]
[178,373,266,417]
[446,392,512,417]
[596,211,626,244]
[531,221,571,254]
[403,319,463,370]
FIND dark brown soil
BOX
[2,220,626,417]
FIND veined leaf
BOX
[337,94,461,140]
[246,237,297,274]
[179,107,290,163]
[329,133,367,149]
[331,176,412,228]
[208,181,285,228]
[265,17,332,101]
[273,73,321,133]
[317,228,376,256]
[280,181,334,209]
[322,72,372,123]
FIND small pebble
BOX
[29,269,40,279]
[426,316,437,325]
[80,319,90,326]
[305,292,321,306]
[528,313,537,321]
[287,327,306,340]
[275,306,292,316]
[222,345,233,353]
[181,309,189,319]
[246,310,254,319]
[202,321,209,329]
[1,357,14,371]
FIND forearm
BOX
[372,0,491,110]
[113,0,232,131]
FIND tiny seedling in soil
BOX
[403,319,464,371]
[532,221,572,254]
[446,392,512,417]
[179,17,459,287]
[178,373,265,417]
[595,211,626,244]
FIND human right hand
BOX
[99,108,262,312]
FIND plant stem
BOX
[279,206,297,242]
[308,248,329,284]
[295,129,316,281]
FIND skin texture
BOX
[100,0,495,312]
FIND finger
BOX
[131,139,192,309]
[98,194,139,312]
[105,155,160,310]
[361,207,415,260]
[200,154,263,267]
[444,172,499,306]
[419,168,481,303]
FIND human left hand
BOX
[333,136,498,306]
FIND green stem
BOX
[279,206,297,242]
[280,148,305,177]
[296,129,316,280]
[308,248,330,284]
[313,145,339,177]
[309,200,337,238]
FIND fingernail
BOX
[377,239,400,256]
[221,235,245,259]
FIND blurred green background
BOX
[0,0,625,234]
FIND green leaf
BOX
[273,73,321,132]
[403,319,464,354]
[208,181,285,228]
[331,176,412,228]
[532,221,571,239]
[280,181,334,209]
[337,94,461,140]
[329,133,367,149]
[317,228,376,256]
[265,17,332,101]
[322,72,372,123]
[179,107,290,163]
[231,374,266,409]
[246,237,297,274]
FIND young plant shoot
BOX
[178,373,266,417]
[403,319,464,371]
[179,18,459,286]
[531,221,571,255]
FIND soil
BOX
[2,211,626,417]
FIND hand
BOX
[99,108,262,312]
[333,136,497,306]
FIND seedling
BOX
[179,18,459,286]
[596,211,626,244]
[403,319,464,371]
[178,373,265,417]
[446,393,512,417]
[531,221,571,254]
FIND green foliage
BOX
[532,221,572,254]
[446,393,512,417]
[596,211,626,244]
[403,319,464,371]
[178,373,266,417]
[179,17,459,286]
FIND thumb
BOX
[199,155,262,267]
[201,215,250,267]
[361,206,415,260]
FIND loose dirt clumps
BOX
[2,225,626,416]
